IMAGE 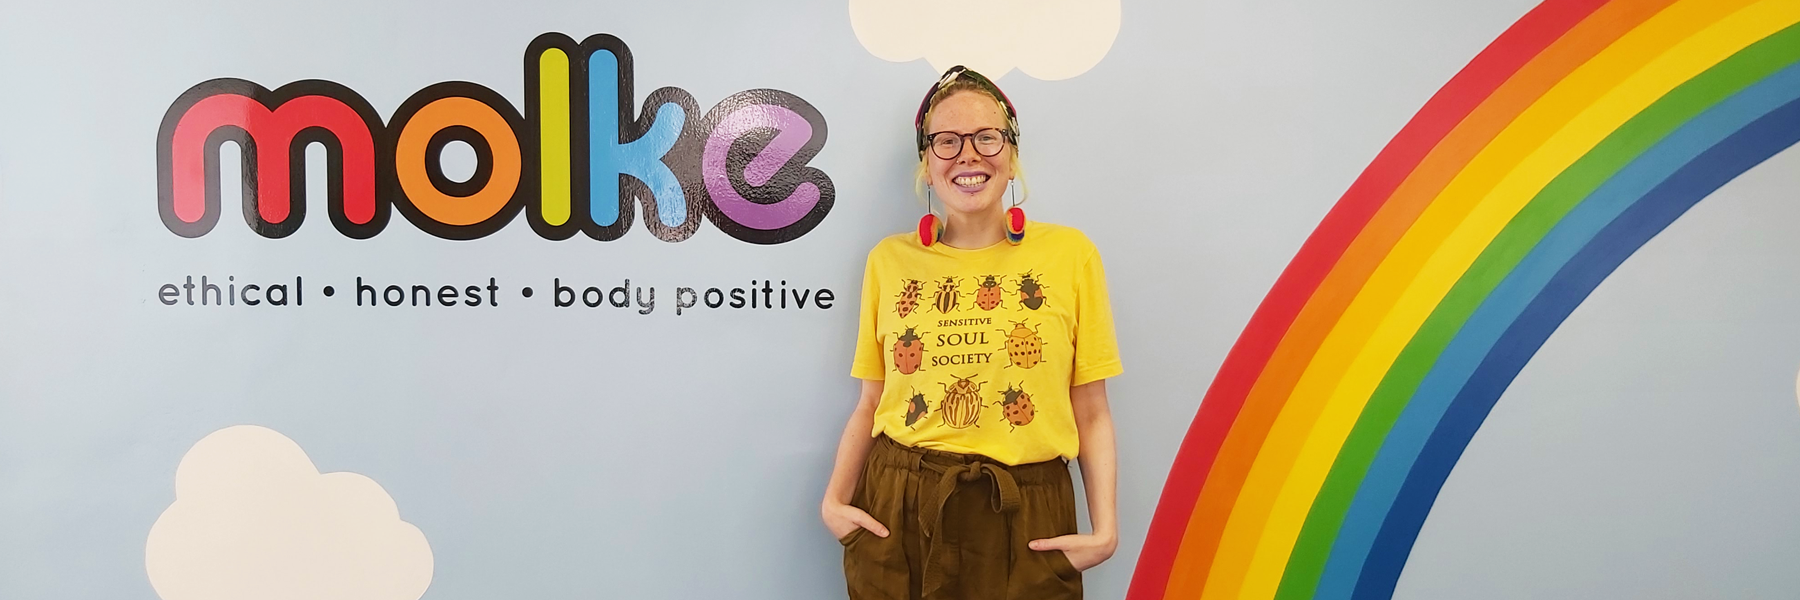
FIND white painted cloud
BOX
[146,425,433,600]
[850,0,1121,80]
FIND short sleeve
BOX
[1070,247,1123,386]
[850,249,887,380]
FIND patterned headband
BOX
[913,65,1020,155]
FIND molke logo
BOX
[157,33,833,244]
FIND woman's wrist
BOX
[1086,522,1118,549]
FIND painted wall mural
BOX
[157,33,833,244]
[4,0,1798,598]
[1130,1,1800,599]
[146,426,433,600]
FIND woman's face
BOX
[925,91,1014,218]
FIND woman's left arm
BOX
[1028,379,1118,571]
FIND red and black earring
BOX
[1004,180,1025,245]
[919,189,945,246]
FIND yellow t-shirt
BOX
[851,221,1122,465]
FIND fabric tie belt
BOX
[918,459,1022,598]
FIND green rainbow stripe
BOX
[1129,1,1800,599]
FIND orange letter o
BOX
[394,97,522,226]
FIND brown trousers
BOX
[841,435,1083,600]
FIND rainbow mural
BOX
[1128,0,1800,599]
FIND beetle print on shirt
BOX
[894,278,924,318]
[998,319,1044,369]
[904,388,931,428]
[996,382,1036,431]
[930,276,964,314]
[1016,270,1048,310]
[975,275,1005,310]
[937,374,986,429]
[891,326,928,374]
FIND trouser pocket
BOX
[844,462,912,600]
[1006,469,1082,600]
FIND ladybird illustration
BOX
[937,374,986,429]
[1016,271,1048,310]
[904,388,930,428]
[999,320,1044,369]
[894,278,924,318]
[975,275,1004,311]
[892,326,927,374]
[996,383,1036,430]
[931,276,964,314]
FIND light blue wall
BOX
[1,1,1796,599]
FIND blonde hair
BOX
[914,85,1029,208]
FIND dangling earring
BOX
[1004,179,1025,245]
[919,187,944,246]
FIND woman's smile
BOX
[952,171,992,191]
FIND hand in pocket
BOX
[822,501,890,542]
[1029,533,1116,571]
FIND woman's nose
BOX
[956,140,982,162]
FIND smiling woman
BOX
[820,66,1125,600]
[909,68,1029,248]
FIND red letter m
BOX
[156,79,388,238]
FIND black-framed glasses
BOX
[925,128,1013,160]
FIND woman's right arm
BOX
[820,378,892,540]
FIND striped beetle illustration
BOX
[931,276,963,314]
[937,374,986,429]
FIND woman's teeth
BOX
[954,175,989,187]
